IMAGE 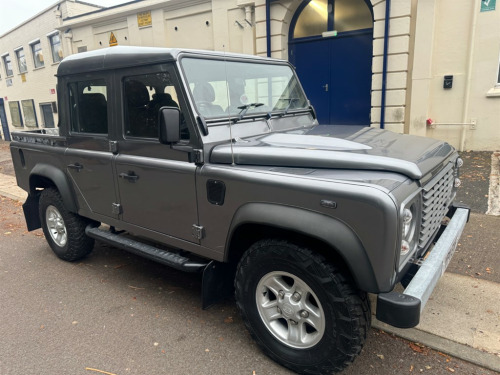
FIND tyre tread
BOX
[235,239,370,375]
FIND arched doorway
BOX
[289,0,373,126]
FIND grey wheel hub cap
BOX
[46,205,67,247]
[256,271,325,349]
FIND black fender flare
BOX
[226,203,379,292]
[29,164,78,213]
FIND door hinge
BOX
[109,141,118,153]
[194,149,204,165]
[192,224,205,240]
[112,203,122,215]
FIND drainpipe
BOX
[380,0,391,129]
[266,0,271,57]
[460,0,480,151]
[64,29,73,56]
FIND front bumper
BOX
[376,206,470,328]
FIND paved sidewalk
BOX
[0,173,26,202]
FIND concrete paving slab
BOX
[418,273,500,356]
[371,273,500,372]
[0,173,26,202]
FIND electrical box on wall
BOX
[443,75,453,89]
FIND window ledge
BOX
[33,66,45,71]
[486,86,500,97]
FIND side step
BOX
[85,226,208,273]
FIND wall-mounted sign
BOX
[4,97,7,101]
[50,89,56,95]
[137,11,152,27]
[21,74,26,83]
[109,32,118,46]
[481,0,496,12]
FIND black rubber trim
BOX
[376,291,421,328]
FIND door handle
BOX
[119,172,139,182]
[67,163,83,172]
[322,84,329,92]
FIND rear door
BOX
[114,64,199,243]
[64,75,118,219]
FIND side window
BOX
[68,79,108,134]
[123,72,189,140]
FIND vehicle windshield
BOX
[180,57,308,123]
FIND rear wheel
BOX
[39,187,95,261]
[235,239,370,374]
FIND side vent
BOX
[207,180,226,206]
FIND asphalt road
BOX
[0,197,496,375]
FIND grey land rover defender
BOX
[10,46,469,374]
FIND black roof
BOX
[57,46,281,77]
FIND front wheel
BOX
[235,239,370,374]
[39,187,95,261]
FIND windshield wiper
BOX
[278,98,299,117]
[233,103,264,123]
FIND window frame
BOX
[21,99,38,127]
[2,54,14,77]
[67,78,109,135]
[30,40,44,69]
[15,47,28,74]
[48,32,63,64]
[8,101,23,127]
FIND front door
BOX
[0,99,11,141]
[114,65,199,244]
[289,0,373,126]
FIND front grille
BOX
[418,163,455,251]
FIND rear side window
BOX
[68,79,108,134]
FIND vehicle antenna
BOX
[223,45,235,166]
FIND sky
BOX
[0,0,129,35]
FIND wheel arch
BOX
[225,203,378,292]
[29,164,78,213]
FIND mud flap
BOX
[23,193,41,231]
[201,261,235,309]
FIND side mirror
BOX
[159,106,181,144]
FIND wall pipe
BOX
[266,0,271,57]
[380,0,391,129]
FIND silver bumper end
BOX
[376,207,470,328]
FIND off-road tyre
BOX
[235,239,371,374]
[39,187,95,261]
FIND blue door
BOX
[289,0,373,126]
[0,99,11,141]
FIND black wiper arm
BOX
[279,98,299,117]
[234,103,264,123]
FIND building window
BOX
[49,33,63,63]
[68,79,108,134]
[8,101,23,127]
[21,100,38,127]
[16,48,27,73]
[293,0,372,38]
[31,41,44,68]
[2,55,13,77]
